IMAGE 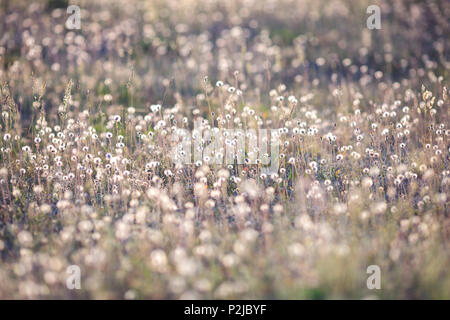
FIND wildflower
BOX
[151,104,161,113]
[17,230,33,247]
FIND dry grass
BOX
[0,0,449,299]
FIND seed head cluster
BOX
[0,0,449,299]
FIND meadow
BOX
[0,0,449,299]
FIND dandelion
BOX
[0,3,447,300]
[151,104,161,113]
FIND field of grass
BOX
[0,0,449,299]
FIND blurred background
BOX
[1,0,448,124]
